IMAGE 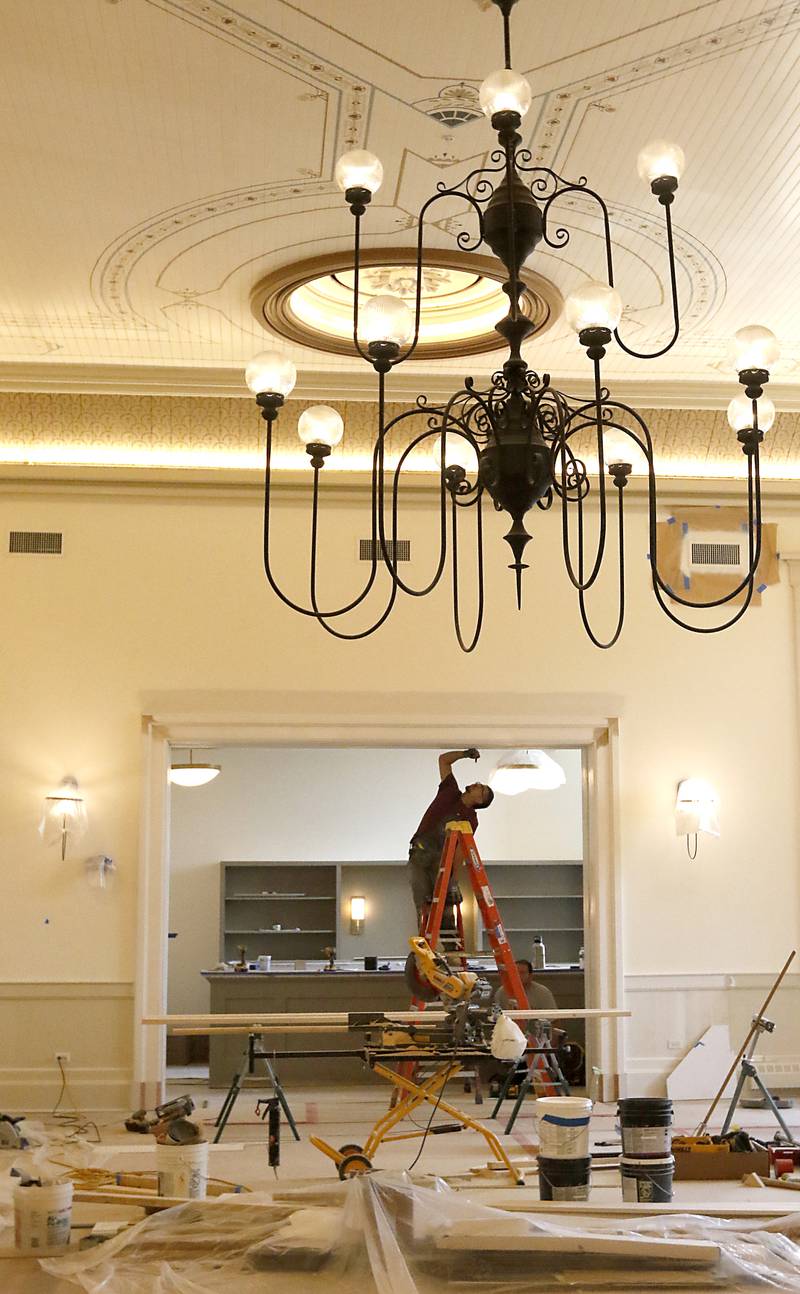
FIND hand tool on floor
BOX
[125,1094,197,1141]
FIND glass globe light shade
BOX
[297,405,344,448]
[478,68,532,119]
[727,393,775,434]
[636,139,685,185]
[431,434,478,473]
[602,428,646,469]
[360,294,414,346]
[244,350,297,397]
[564,281,623,333]
[334,150,384,195]
[489,749,567,796]
[732,325,780,373]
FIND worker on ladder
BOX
[407,749,494,923]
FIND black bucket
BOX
[617,1097,673,1157]
[537,1155,591,1201]
[620,1154,674,1203]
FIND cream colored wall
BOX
[1,482,798,1104]
[167,745,583,1014]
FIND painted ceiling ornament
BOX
[245,0,776,652]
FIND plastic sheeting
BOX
[38,1174,800,1293]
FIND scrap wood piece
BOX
[436,1230,720,1265]
[453,1193,797,1218]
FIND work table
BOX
[201,966,584,1085]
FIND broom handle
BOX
[695,949,796,1136]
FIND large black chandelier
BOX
[245,0,776,651]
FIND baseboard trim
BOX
[0,1067,132,1112]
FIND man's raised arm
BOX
[438,748,480,780]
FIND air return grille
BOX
[691,541,741,567]
[359,538,411,562]
[9,530,63,555]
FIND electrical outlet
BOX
[54,1051,71,1064]
[666,1039,682,1052]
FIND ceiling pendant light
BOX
[169,750,221,788]
[490,750,567,796]
[246,0,774,652]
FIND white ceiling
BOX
[2,0,800,433]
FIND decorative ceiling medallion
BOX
[251,249,561,360]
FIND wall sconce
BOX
[39,776,87,860]
[675,778,720,859]
[490,749,566,795]
[169,749,221,787]
[350,896,366,936]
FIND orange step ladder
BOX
[407,819,560,1098]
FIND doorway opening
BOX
[165,745,588,1088]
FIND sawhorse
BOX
[213,1031,301,1145]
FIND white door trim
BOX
[135,693,624,1103]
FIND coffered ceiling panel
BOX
[1,0,800,477]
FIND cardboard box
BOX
[672,1147,770,1181]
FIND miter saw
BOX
[309,935,528,1182]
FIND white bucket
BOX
[14,1179,73,1253]
[535,1096,593,1159]
[156,1139,209,1199]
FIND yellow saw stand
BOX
[310,1055,524,1184]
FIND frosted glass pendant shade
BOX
[636,140,685,185]
[732,325,780,373]
[169,751,221,787]
[564,281,623,333]
[334,150,384,195]
[244,351,297,397]
[360,294,414,345]
[727,393,775,434]
[490,749,567,795]
[431,434,478,473]
[297,405,344,448]
[479,68,532,118]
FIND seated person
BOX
[495,958,557,1018]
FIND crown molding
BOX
[1,360,799,412]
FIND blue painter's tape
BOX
[740,521,749,531]
[757,583,767,593]
[681,522,689,534]
[542,1113,591,1127]
[683,575,691,589]
[666,516,676,525]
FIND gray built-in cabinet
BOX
[219,859,584,964]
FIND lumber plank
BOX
[435,1231,720,1264]
[143,1007,629,1028]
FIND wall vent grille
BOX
[9,530,63,555]
[359,538,411,563]
[691,541,741,567]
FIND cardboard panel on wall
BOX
[655,506,778,607]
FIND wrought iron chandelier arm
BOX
[307,461,402,640]
[553,371,612,592]
[350,210,381,365]
[576,476,627,650]
[647,446,763,612]
[451,484,485,653]
[261,415,383,619]
[539,181,607,253]
[390,185,491,366]
[612,198,680,360]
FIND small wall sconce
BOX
[350,896,366,936]
[39,776,88,860]
[675,778,720,859]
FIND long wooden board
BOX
[143,1007,629,1030]
[435,1231,721,1265]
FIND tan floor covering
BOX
[4,1084,800,1292]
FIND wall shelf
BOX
[221,862,338,961]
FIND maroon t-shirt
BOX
[411,772,478,850]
